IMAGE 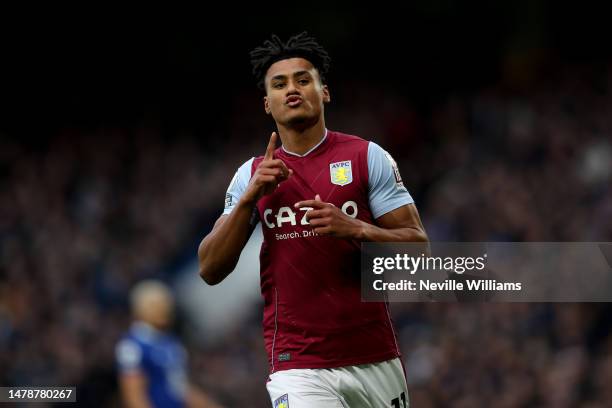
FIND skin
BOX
[198,57,428,286]
[263,57,330,155]
[119,285,223,408]
[133,287,174,331]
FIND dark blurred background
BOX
[2,3,612,407]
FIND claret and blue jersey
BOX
[223,129,415,373]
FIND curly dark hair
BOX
[249,32,331,90]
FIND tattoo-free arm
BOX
[296,197,428,243]
[360,203,428,242]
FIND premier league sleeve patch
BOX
[383,152,406,190]
[330,160,353,186]
[274,393,289,408]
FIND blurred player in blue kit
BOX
[115,280,222,408]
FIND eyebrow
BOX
[270,70,312,82]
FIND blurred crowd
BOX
[1,61,612,407]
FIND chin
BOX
[154,319,171,329]
[285,113,317,128]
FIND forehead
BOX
[265,57,318,81]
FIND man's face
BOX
[138,291,174,330]
[263,57,330,127]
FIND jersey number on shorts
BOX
[391,391,407,408]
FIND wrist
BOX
[354,220,370,241]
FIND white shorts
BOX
[266,358,409,408]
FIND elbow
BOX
[198,256,236,286]
[415,229,431,256]
[198,263,222,286]
[407,227,428,243]
[198,241,221,286]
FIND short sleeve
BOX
[115,338,143,373]
[368,142,414,219]
[223,158,254,216]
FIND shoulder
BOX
[229,157,255,185]
[366,141,400,176]
[116,331,146,350]
[252,154,264,166]
[238,157,255,170]
[366,140,390,159]
[329,131,371,160]
[330,130,370,147]
[116,334,145,367]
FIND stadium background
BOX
[2,3,612,407]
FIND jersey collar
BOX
[281,128,328,158]
[131,321,164,341]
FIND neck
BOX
[134,319,166,332]
[277,117,326,156]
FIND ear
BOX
[264,95,271,114]
[322,85,331,103]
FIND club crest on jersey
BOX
[330,160,353,186]
[274,394,289,408]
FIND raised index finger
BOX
[264,132,278,160]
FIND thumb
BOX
[315,194,322,202]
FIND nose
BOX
[286,79,299,95]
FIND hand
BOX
[242,132,293,204]
[294,194,364,239]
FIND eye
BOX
[272,82,285,89]
[298,79,310,85]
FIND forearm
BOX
[187,385,223,408]
[198,199,257,285]
[123,396,153,408]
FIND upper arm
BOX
[375,203,426,233]
[209,215,229,234]
[119,371,151,408]
[367,142,426,237]
[367,142,414,219]
[223,157,254,216]
[116,339,151,407]
[116,338,143,373]
[222,158,259,227]
[186,384,222,408]
[200,210,256,248]
[198,215,229,254]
